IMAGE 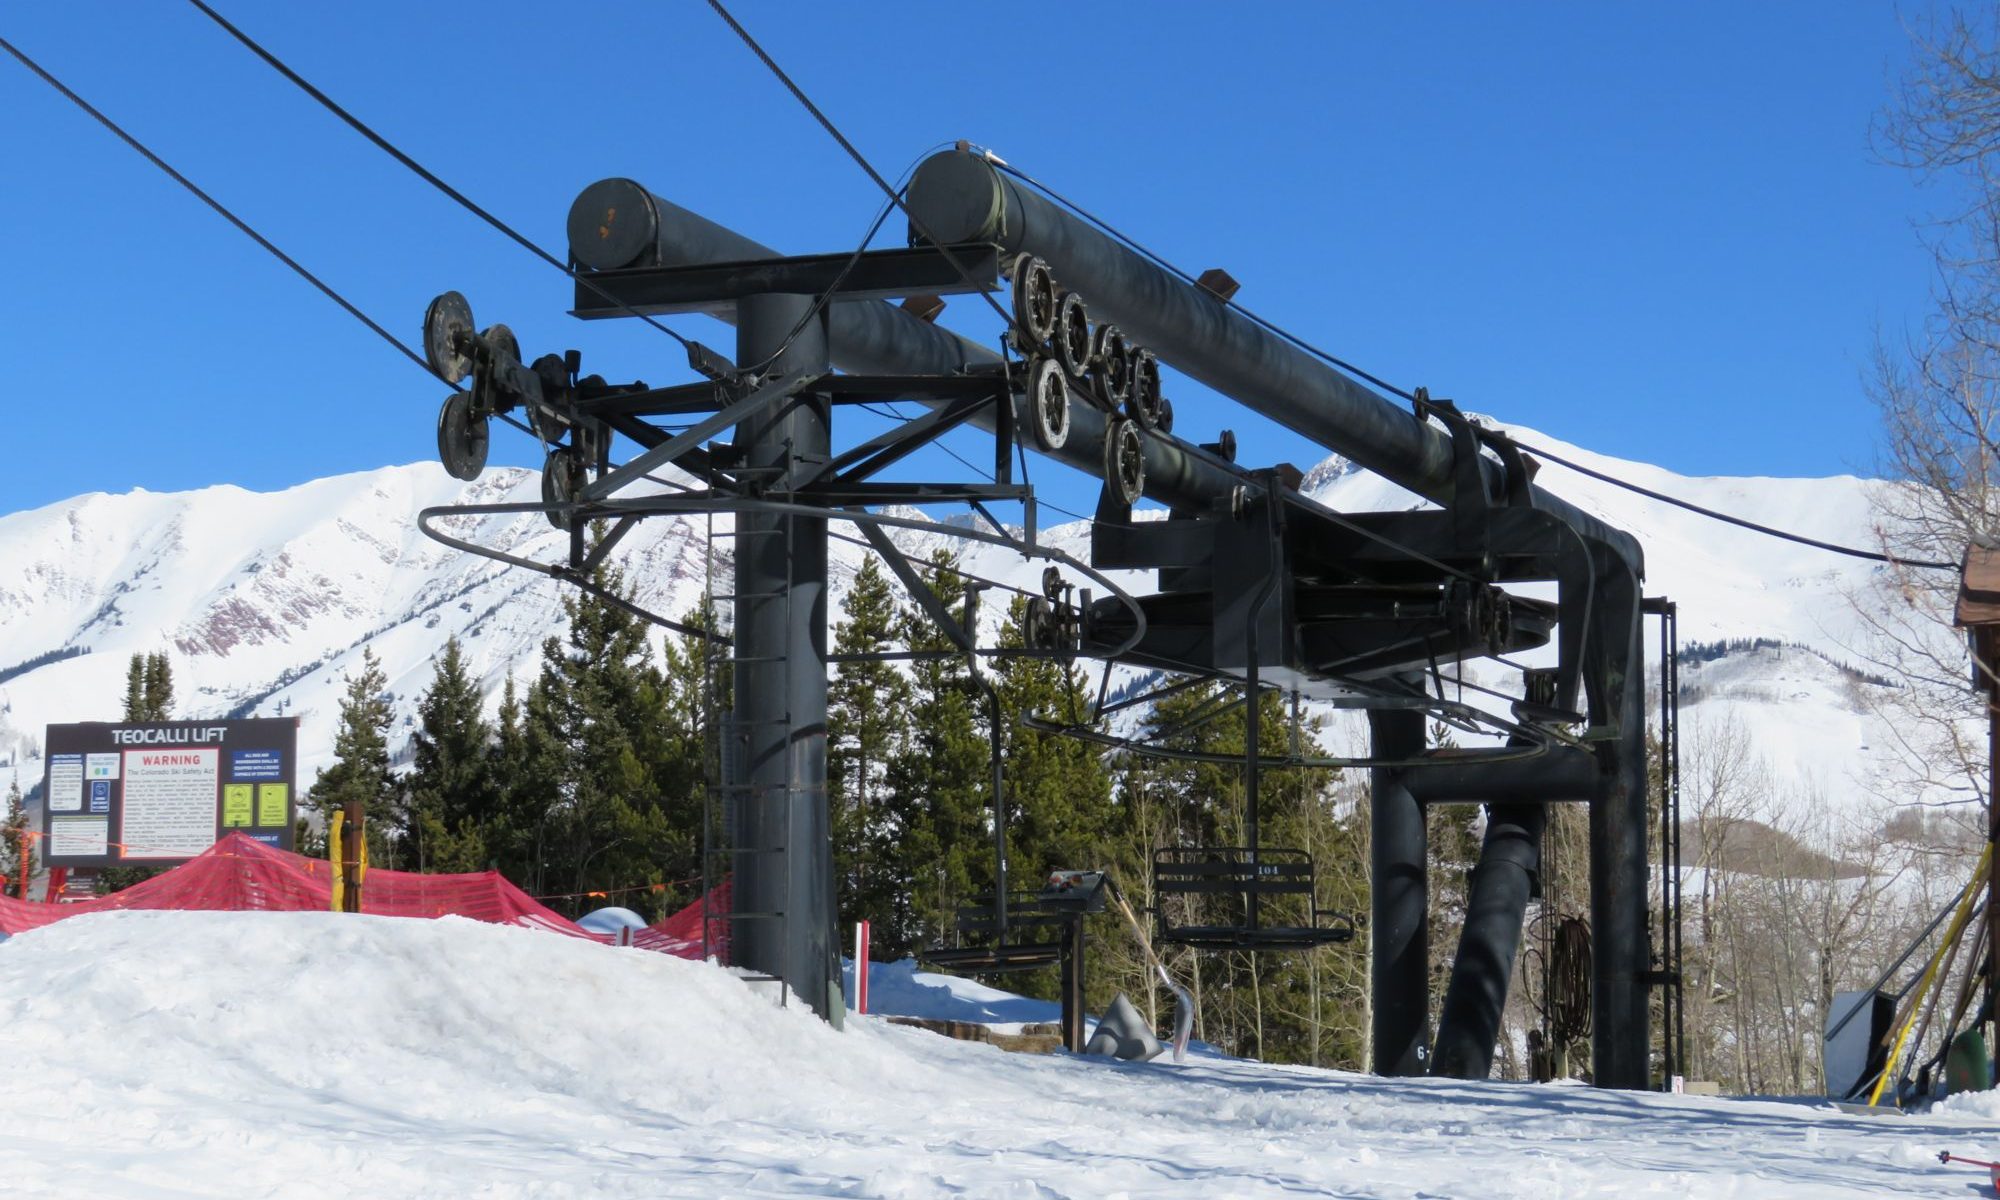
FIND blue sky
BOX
[0,2,1951,518]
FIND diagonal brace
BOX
[583,371,819,501]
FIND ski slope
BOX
[0,909,1993,1198]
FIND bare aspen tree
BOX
[1859,10,2000,836]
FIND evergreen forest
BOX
[304,546,1377,1067]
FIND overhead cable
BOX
[0,33,439,381]
[1509,439,1957,571]
[703,0,1071,366]
[184,0,700,353]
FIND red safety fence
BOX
[0,833,728,961]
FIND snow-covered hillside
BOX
[0,422,1933,823]
[0,908,1992,1198]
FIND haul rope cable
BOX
[64,6,1954,581]
[0,28,577,480]
[183,0,1475,601]
[0,33,445,383]
[705,0,1510,597]
[0,28,682,641]
[419,494,1154,665]
[183,0,716,358]
[0,41,806,647]
[701,0,1027,343]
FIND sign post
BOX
[853,921,870,1014]
[340,798,364,914]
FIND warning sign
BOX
[40,719,299,868]
[49,816,108,858]
[221,784,253,828]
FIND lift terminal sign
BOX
[40,718,300,867]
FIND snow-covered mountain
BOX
[0,422,1933,827]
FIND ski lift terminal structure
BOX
[417,147,1683,1090]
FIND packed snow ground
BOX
[3,911,1996,1198]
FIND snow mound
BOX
[8,910,2000,1197]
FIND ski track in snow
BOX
[0,909,1991,1199]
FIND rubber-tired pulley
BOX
[479,323,520,369]
[436,392,488,481]
[1126,348,1163,429]
[528,354,573,442]
[1055,293,1092,379]
[1011,256,1058,347]
[1024,597,1053,649]
[423,291,475,385]
[1090,325,1131,410]
[1104,416,1145,507]
[541,446,587,530]
[1026,356,1071,451]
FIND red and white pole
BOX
[853,920,871,1014]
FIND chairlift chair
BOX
[1151,845,1355,951]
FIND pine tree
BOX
[2,775,28,899]
[994,596,1113,880]
[877,550,990,956]
[828,555,912,930]
[517,554,698,917]
[400,637,496,872]
[121,652,174,721]
[306,647,396,856]
[485,671,558,889]
[142,652,174,720]
[655,602,718,882]
[103,653,178,892]
[123,655,146,722]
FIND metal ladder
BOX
[1652,597,1685,1085]
[699,488,795,1007]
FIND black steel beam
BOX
[1370,700,1430,1076]
[1586,548,1651,1089]
[731,293,839,1024]
[1400,747,1599,804]
[1432,801,1546,1079]
[903,150,1641,574]
[570,243,1004,318]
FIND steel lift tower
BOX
[419,148,1678,1089]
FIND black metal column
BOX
[1370,701,1430,1075]
[733,292,840,1024]
[1431,801,1546,1079]
[1588,554,1650,1087]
